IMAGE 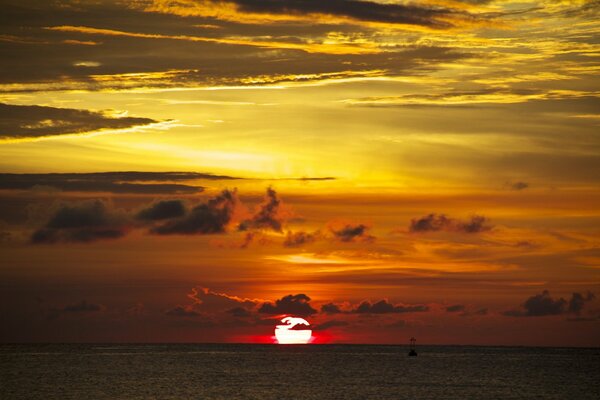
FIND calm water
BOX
[1,344,599,399]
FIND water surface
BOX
[2,344,598,399]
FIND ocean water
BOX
[1,344,599,399]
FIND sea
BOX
[1,344,599,399]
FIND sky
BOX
[0,0,599,346]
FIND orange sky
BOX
[0,0,599,346]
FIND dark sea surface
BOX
[1,344,599,399]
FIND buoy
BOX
[408,337,417,356]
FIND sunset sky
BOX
[0,0,599,346]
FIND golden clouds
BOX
[141,0,493,30]
[47,25,382,55]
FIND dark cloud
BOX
[0,103,159,140]
[283,230,318,247]
[354,299,429,314]
[151,189,239,235]
[289,322,312,330]
[31,199,129,244]
[503,290,595,317]
[321,303,343,314]
[258,294,317,316]
[409,213,492,234]
[293,177,336,181]
[313,320,349,331]
[166,287,256,319]
[568,291,595,315]
[508,181,529,191]
[0,1,475,94]
[165,306,202,317]
[190,0,470,28]
[0,172,238,194]
[239,187,283,232]
[136,200,186,221]
[187,287,257,312]
[63,300,103,313]
[329,223,375,242]
[460,308,488,317]
[446,304,466,313]
[227,307,252,318]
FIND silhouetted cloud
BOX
[460,308,488,317]
[151,189,239,235]
[165,306,202,317]
[508,181,529,191]
[258,294,317,316]
[313,320,349,331]
[63,300,103,313]
[446,304,466,312]
[0,171,239,194]
[166,287,257,319]
[0,103,159,140]
[227,307,252,317]
[354,299,429,314]
[321,303,343,314]
[136,200,186,221]
[409,213,492,233]
[31,200,129,244]
[149,0,480,28]
[239,187,283,232]
[329,223,375,242]
[187,287,257,312]
[568,291,595,315]
[503,290,595,317]
[283,230,318,247]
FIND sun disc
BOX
[274,316,312,344]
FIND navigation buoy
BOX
[408,337,417,356]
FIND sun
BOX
[274,316,312,344]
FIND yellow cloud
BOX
[46,25,382,55]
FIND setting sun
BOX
[274,317,313,344]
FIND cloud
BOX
[354,299,429,314]
[31,199,130,244]
[460,308,488,317]
[313,320,349,331]
[167,287,257,318]
[321,303,343,314]
[0,103,159,141]
[239,187,283,232]
[136,200,186,221]
[446,304,466,312]
[340,89,597,107]
[227,307,252,317]
[0,2,478,95]
[503,290,595,317]
[283,230,318,247]
[568,291,595,315]
[187,287,257,312]
[47,25,381,56]
[0,171,237,194]
[329,223,375,243]
[63,300,103,313]
[144,0,483,29]
[409,213,492,234]
[258,294,317,316]
[508,181,529,191]
[165,306,202,317]
[151,189,239,235]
